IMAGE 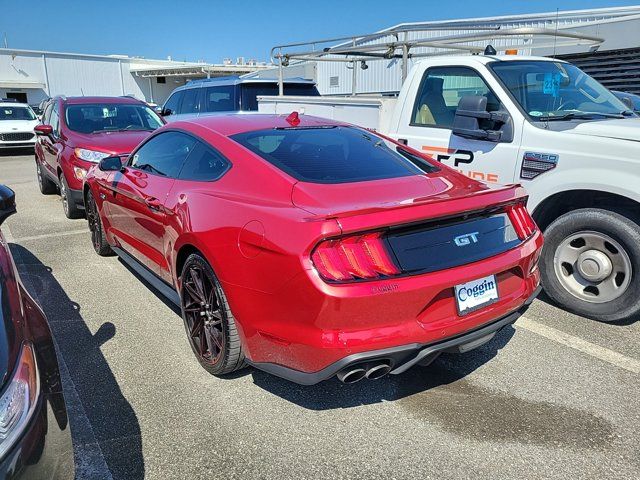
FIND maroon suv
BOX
[34,96,163,218]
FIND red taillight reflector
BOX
[507,202,537,240]
[311,232,400,282]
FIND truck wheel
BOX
[541,208,640,323]
[36,161,56,194]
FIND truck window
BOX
[411,67,502,129]
[202,86,237,113]
[163,91,183,115]
[179,88,200,114]
[240,83,319,111]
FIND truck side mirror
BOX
[619,95,634,111]
[452,95,512,143]
[0,185,17,226]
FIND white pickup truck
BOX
[259,54,640,323]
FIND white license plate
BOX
[455,275,499,315]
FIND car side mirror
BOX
[99,156,125,172]
[452,95,513,143]
[160,108,172,116]
[0,185,17,226]
[34,124,53,136]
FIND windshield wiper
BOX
[536,111,625,121]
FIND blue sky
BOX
[2,1,637,62]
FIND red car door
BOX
[102,131,195,278]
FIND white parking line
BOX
[517,316,640,374]
[10,228,89,243]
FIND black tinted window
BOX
[202,86,237,113]
[231,126,423,184]
[65,104,162,134]
[130,131,195,178]
[163,91,183,115]
[178,142,230,181]
[179,88,200,114]
[240,83,319,111]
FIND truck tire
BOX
[541,208,640,323]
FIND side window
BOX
[43,103,53,125]
[130,131,196,178]
[203,86,236,113]
[50,104,60,137]
[411,67,502,129]
[163,91,183,115]
[179,88,200,114]
[178,141,230,181]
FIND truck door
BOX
[396,66,520,186]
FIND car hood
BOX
[568,118,640,142]
[0,119,39,132]
[70,130,153,154]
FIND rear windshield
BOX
[65,103,163,134]
[240,83,320,111]
[231,126,431,184]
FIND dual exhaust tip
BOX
[336,361,392,384]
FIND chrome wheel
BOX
[554,231,632,304]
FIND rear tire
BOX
[86,190,114,256]
[59,172,83,219]
[541,208,640,323]
[36,161,56,194]
[179,253,246,375]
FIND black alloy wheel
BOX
[179,254,245,375]
[86,190,114,256]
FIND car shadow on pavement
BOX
[8,244,145,480]
[248,326,515,411]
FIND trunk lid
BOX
[292,172,523,234]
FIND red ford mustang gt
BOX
[83,113,542,385]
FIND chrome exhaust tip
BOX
[365,363,392,380]
[336,367,367,384]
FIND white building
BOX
[313,6,640,95]
[0,48,271,106]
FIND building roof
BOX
[383,5,640,31]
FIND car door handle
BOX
[144,197,162,211]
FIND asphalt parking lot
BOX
[1,152,639,480]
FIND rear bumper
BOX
[250,285,540,385]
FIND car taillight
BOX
[311,232,400,282]
[507,202,537,240]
